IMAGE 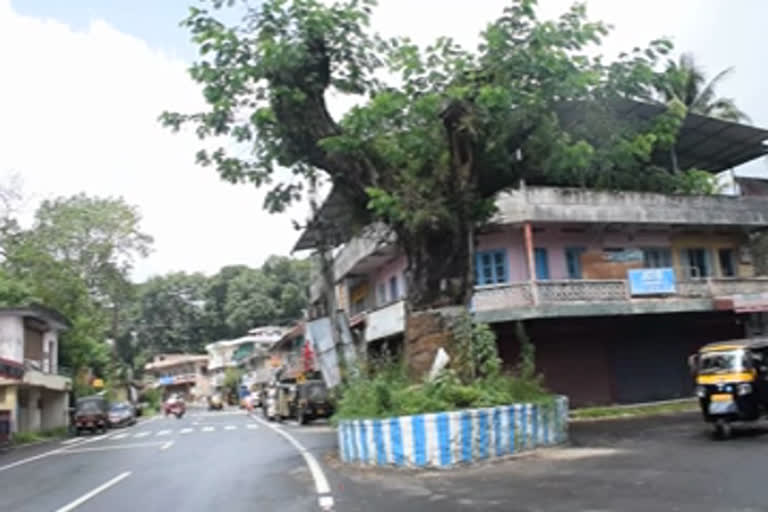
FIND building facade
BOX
[0,306,70,437]
[206,326,287,391]
[295,110,768,406]
[144,354,210,401]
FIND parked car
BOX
[108,402,137,428]
[74,395,109,435]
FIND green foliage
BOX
[12,427,69,445]
[653,53,749,122]
[223,367,244,398]
[335,316,550,420]
[142,388,163,411]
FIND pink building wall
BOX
[368,255,408,305]
[345,224,674,310]
[470,224,670,281]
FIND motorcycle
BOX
[163,396,186,419]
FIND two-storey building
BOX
[295,106,768,406]
[0,305,70,437]
[144,354,210,401]
[206,326,286,392]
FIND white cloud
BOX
[0,0,310,280]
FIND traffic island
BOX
[337,396,568,469]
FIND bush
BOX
[334,314,552,420]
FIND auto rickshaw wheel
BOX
[298,409,306,425]
[714,418,732,440]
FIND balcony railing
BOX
[473,277,768,312]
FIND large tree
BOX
[164,0,696,369]
[653,53,749,122]
[1,194,152,376]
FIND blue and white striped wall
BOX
[337,396,568,468]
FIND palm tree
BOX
[654,53,750,122]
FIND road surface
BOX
[4,408,768,511]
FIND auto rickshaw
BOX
[690,338,768,438]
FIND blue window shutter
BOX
[535,248,550,280]
[500,250,509,283]
[475,251,484,285]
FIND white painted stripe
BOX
[449,411,462,466]
[61,437,82,445]
[156,429,171,436]
[400,415,414,466]
[54,471,131,512]
[134,432,151,438]
[381,419,392,465]
[63,442,163,454]
[354,421,363,462]
[110,433,129,440]
[364,419,375,465]
[245,424,259,430]
[318,495,334,511]
[160,441,174,451]
[251,415,331,496]
[202,426,214,432]
[426,414,439,467]
[224,425,236,431]
[180,428,193,434]
[500,406,510,455]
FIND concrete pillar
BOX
[523,222,539,305]
[28,387,41,432]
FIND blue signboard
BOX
[628,268,676,296]
[158,376,174,386]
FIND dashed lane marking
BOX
[156,430,172,436]
[225,425,237,431]
[180,428,193,434]
[202,426,215,432]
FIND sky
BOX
[2,0,767,281]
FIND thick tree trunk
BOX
[402,222,474,377]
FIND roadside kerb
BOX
[338,396,568,469]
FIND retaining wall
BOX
[337,396,568,468]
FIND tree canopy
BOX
[653,53,749,122]
[163,0,708,308]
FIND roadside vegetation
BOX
[11,427,69,446]
[335,317,552,420]
[572,399,698,420]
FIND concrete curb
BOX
[338,396,569,469]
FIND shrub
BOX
[334,314,552,420]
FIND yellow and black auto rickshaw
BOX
[690,338,768,438]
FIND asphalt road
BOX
[0,407,338,512]
[4,408,768,511]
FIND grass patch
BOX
[12,426,69,446]
[572,399,698,420]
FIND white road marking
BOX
[62,442,163,454]
[54,471,131,512]
[319,495,335,511]
[246,424,259,430]
[61,438,83,445]
[160,441,174,451]
[111,433,129,440]
[0,436,96,473]
[193,421,200,425]
[225,425,236,431]
[202,426,214,432]
[251,415,333,507]
[134,431,151,438]
[180,428,193,434]
[156,429,172,436]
